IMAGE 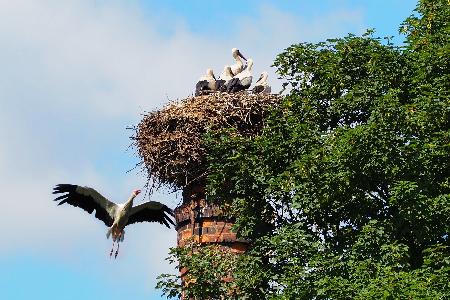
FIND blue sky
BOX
[0,1,416,299]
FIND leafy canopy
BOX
[157,0,450,298]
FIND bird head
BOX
[232,48,247,61]
[206,68,215,79]
[261,71,268,81]
[132,189,141,197]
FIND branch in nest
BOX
[132,92,281,191]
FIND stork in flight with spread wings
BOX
[52,184,175,258]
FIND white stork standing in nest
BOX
[53,184,174,259]
[216,65,234,92]
[195,68,216,96]
[252,71,271,94]
[230,48,247,76]
[227,58,253,93]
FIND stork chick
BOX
[252,71,271,94]
[216,66,234,92]
[227,58,254,93]
[195,68,216,96]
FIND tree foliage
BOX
[156,241,242,299]
[157,0,450,298]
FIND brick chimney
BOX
[175,184,248,252]
[174,184,248,298]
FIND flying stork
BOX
[252,71,271,94]
[52,184,175,258]
[195,68,217,96]
[227,58,254,93]
[230,48,247,76]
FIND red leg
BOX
[110,240,115,258]
[115,242,120,259]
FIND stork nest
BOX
[132,92,281,192]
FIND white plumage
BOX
[216,65,234,92]
[230,48,247,76]
[252,71,271,94]
[195,68,217,96]
[227,58,254,92]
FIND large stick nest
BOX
[132,92,281,191]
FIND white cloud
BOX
[0,0,364,288]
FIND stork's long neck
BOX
[261,73,268,85]
[124,193,137,210]
[235,55,243,65]
[226,68,233,78]
[247,60,253,72]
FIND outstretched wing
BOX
[53,184,117,227]
[126,201,175,228]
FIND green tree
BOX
[156,241,243,299]
[157,0,450,298]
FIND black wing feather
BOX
[227,77,243,93]
[195,80,209,96]
[252,85,264,94]
[216,79,225,91]
[52,184,116,227]
[126,202,175,228]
